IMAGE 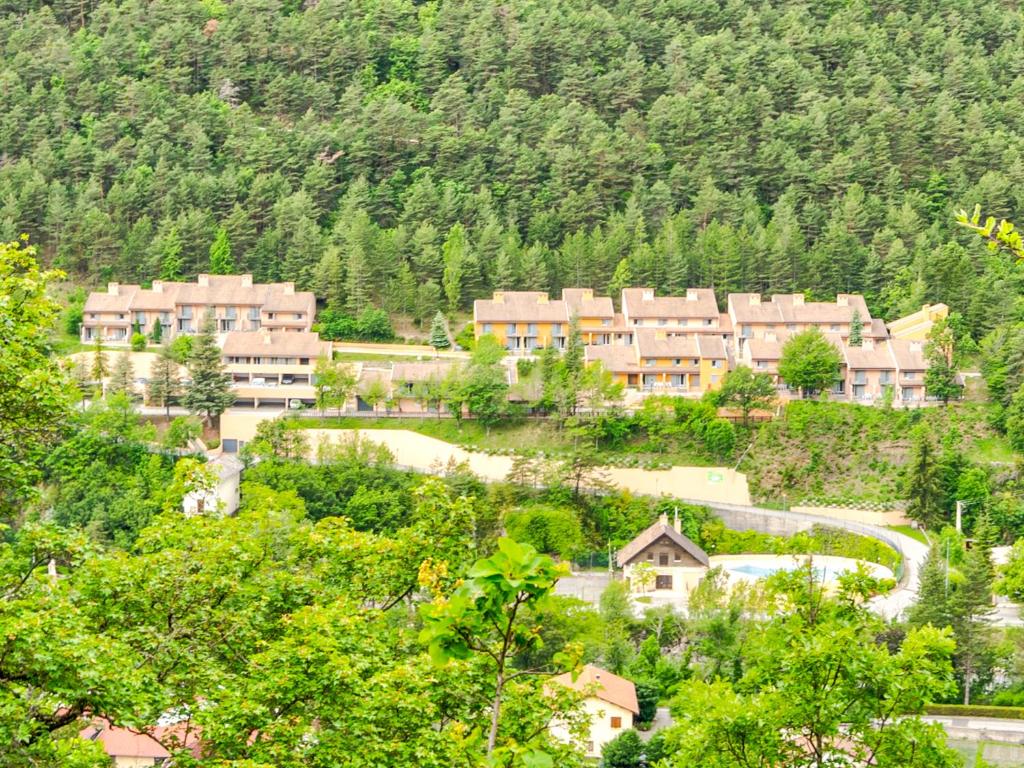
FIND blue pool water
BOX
[728,562,844,580]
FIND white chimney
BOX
[642,290,654,301]
[910,341,923,353]
[241,274,253,287]
[792,293,805,306]
[862,339,874,350]
[659,512,669,525]
[673,508,681,533]
[107,282,119,295]
[261,329,272,345]
[748,294,761,306]
[283,282,295,296]
[493,291,505,304]
[197,274,210,287]
[837,295,849,307]
[152,280,163,293]
[686,289,698,301]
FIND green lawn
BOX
[967,436,1016,464]
[887,524,929,545]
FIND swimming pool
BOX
[728,562,844,580]
[709,554,894,584]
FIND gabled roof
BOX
[622,288,719,321]
[391,360,456,383]
[841,340,895,370]
[634,329,700,359]
[474,292,569,323]
[221,330,330,358]
[550,664,639,715]
[889,338,927,371]
[562,288,615,319]
[585,344,640,373]
[616,518,710,568]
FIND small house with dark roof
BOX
[617,512,710,597]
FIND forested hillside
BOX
[2,0,1024,327]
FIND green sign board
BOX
[707,471,724,484]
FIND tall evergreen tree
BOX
[905,427,945,529]
[147,347,180,418]
[344,244,372,316]
[209,227,234,275]
[849,309,863,346]
[181,313,235,426]
[107,352,135,397]
[442,222,467,313]
[159,227,184,281]
[429,311,451,350]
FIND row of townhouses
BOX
[81,274,316,342]
[473,288,948,404]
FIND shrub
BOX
[504,504,585,560]
[925,704,1024,720]
[316,307,395,342]
[130,332,147,351]
[454,322,476,350]
[703,418,736,457]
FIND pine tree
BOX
[442,222,466,313]
[149,318,163,344]
[209,226,234,275]
[849,309,863,346]
[905,427,945,529]
[159,226,184,281]
[344,243,372,316]
[430,311,451,350]
[147,346,181,418]
[181,313,235,426]
[89,339,108,387]
[952,523,995,705]
[493,248,517,290]
[608,258,632,308]
[312,248,345,312]
[107,351,135,397]
[907,546,954,629]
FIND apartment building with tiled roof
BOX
[727,292,885,353]
[81,274,315,343]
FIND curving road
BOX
[672,499,930,620]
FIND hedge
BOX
[924,704,1024,720]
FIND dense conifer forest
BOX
[2,0,1024,328]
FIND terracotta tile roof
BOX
[83,284,138,313]
[550,664,639,715]
[635,330,700,359]
[391,360,456,383]
[617,518,710,568]
[745,335,787,361]
[585,344,640,373]
[621,288,719,321]
[474,292,569,323]
[888,338,927,371]
[80,718,200,759]
[728,293,785,323]
[222,330,330,359]
[357,366,394,387]
[730,293,873,327]
[696,335,727,359]
[84,275,314,316]
[562,289,614,319]
[842,340,895,370]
